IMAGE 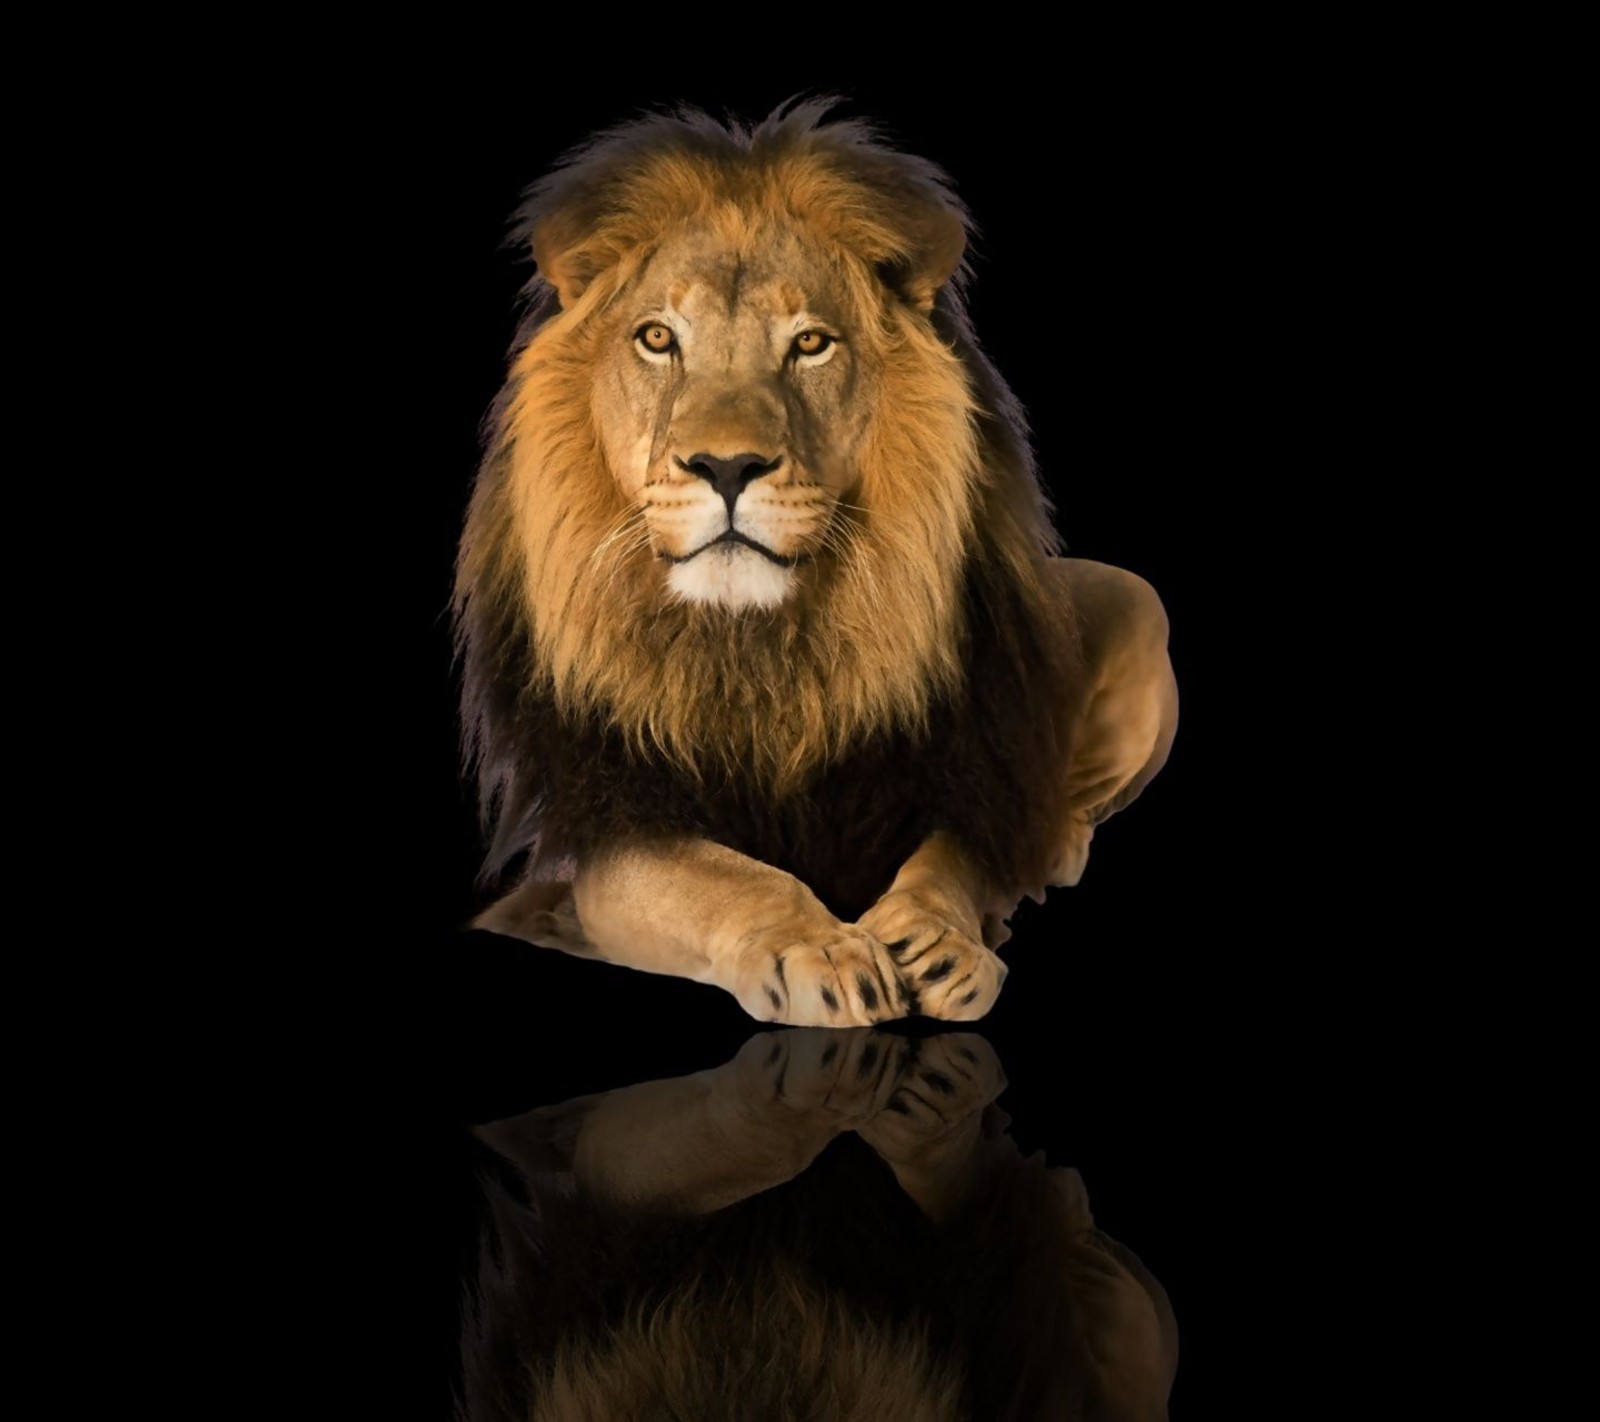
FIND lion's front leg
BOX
[571,836,915,1027]
[857,831,1012,1021]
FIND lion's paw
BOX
[857,889,1009,1021]
[728,924,914,1027]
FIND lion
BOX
[454,96,1178,1024]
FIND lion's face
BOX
[590,224,874,611]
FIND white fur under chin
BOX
[666,545,794,610]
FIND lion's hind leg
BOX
[1045,558,1179,889]
[470,875,599,958]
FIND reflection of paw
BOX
[729,923,913,1027]
[858,1033,1008,1156]
[857,1030,1004,1222]
[855,1035,1007,1218]
[727,1028,914,1126]
[858,889,1008,1021]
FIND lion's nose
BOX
[677,452,784,513]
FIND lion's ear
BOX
[847,154,968,312]
[529,207,604,310]
[877,199,967,312]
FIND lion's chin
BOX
[665,543,796,611]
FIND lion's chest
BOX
[528,696,946,920]
[695,748,937,921]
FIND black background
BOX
[280,63,1349,1418]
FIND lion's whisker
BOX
[824,515,886,622]
[831,499,917,537]
[591,520,655,600]
[587,505,648,567]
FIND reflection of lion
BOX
[455,97,1178,1023]
[457,1032,1178,1420]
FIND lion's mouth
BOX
[661,529,803,568]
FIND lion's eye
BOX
[792,330,834,359]
[635,323,677,356]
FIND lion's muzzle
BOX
[647,444,824,608]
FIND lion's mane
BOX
[454,97,1085,919]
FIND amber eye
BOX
[792,330,834,358]
[636,323,676,355]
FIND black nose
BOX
[678,452,783,512]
